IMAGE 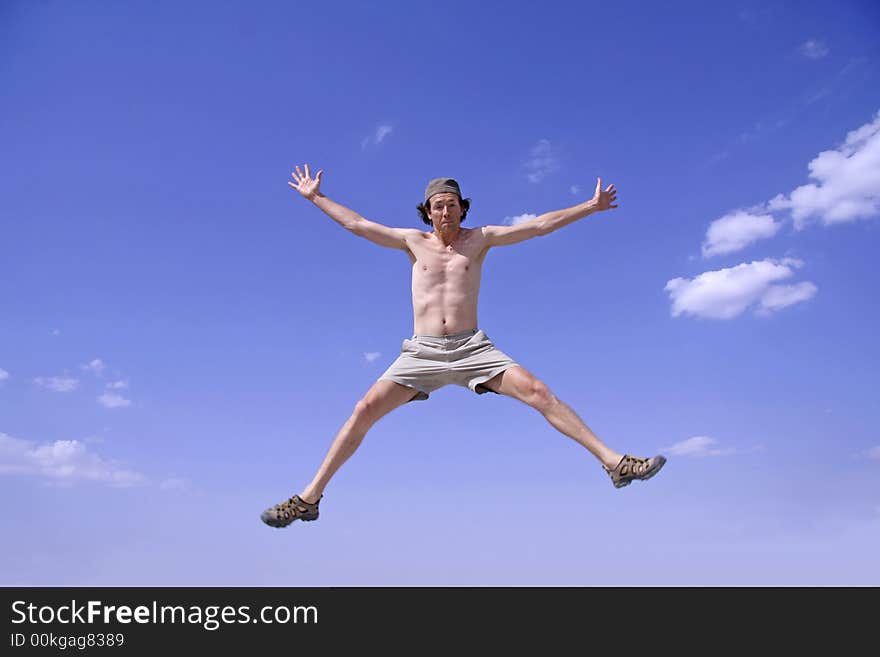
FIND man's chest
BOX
[408,230,488,272]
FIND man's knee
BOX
[351,384,408,426]
[525,379,557,413]
[352,397,380,426]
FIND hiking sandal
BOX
[604,454,666,489]
[261,494,321,528]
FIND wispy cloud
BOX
[81,358,105,376]
[503,213,537,226]
[702,210,783,257]
[0,432,146,486]
[739,118,789,143]
[361,123,394,150]
[570,185,581,196]
[159,477,192,492]
[0,368,9,382]
[107,380,128,390]
[524,139,559,183]
[706,150,730,166]
[665,257,817,319]
[98,392,131,409]
[364,352,381,363]
[661,436,736,457]
[864,446,880,461]
[768,110,880,229]
[799,39,829,60]
[737,6,776,24]
[803,58,869,109]
[34,376,79,392]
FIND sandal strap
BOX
[272,494,320,520]
[615,455,649,476]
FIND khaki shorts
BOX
[378,328,519,401]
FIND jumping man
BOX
[261,165,667,527]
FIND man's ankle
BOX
[603,453,624,471]
[299,492,321,505]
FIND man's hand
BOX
[289,163,323,201]
[591,177,618,211]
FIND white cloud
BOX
[364,352,381,363]
[375,125,392,144]
[98,392,131,408]
[757,281,819,315]
[662,436,736,457]
[865,446,880,461]
[570,185,581,195]
[81,358,105,375]
[503,213,537,226]
[361,123,394,150]
[768,110,880,229]
[665,257,817,319]
[799,39,829,60]
[0,368,9,382]
[107,380,128,390]
[0,432,145,486]
[702,210,782,257]
[524,139,559,183]
[52,329,61,336]
[34,376,79,392]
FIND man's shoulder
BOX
[465,225,490,242]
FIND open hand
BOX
[591,177,618,211]
[289,164,323,200]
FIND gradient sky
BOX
[2,0,879,585]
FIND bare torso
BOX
[404,227,489,336]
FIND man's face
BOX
[428,193,462,231]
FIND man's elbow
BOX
[535,220,552,237]
[347,217,368,235]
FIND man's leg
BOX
[298,379,420,503]
[480,366,624,471]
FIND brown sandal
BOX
[261,494,321,527]
[604,455,666,489]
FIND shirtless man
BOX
[261,165,666,527]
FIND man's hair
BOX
[416,196,472,226]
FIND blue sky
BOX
[1,0,879,585]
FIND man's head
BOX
[416,177,471,227]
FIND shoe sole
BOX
[261,513,319,528]
[614,456,667,488]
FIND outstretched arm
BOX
[289,164,415,252]
[482,177,618,247]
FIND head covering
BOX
[424,177,462,202]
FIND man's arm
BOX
[482,177,618,248]
[289,164,415,252]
